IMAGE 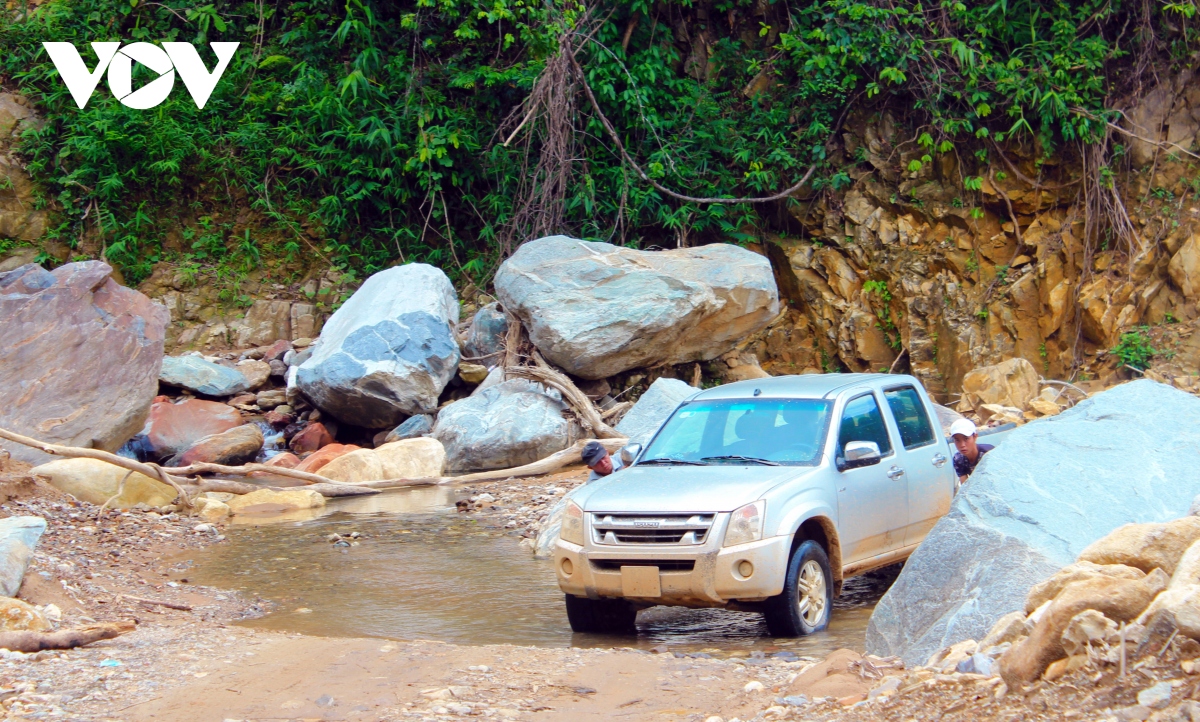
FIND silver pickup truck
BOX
[554,373,973,636]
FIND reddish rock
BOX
[290,422,334,454]
[153,395,172,404]
[0,262,168,464]
[264,452,301,469]
[145,399,243,459]
[295,443,360,474]
[264,410,294,428]
[261,339,292,363]
[227,393,258,408]
[170,424,264,467]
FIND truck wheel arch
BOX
[790,517,842,596]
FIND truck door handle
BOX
[932,454,947,468]
[887,466,905,479]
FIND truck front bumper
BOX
[554,534,791,607]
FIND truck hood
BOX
[574,464,811,514]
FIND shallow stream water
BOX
[191,487,898,656]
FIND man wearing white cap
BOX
[950,418,994,486]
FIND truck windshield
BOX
[639,398,832,466]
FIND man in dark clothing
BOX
[582,440,623,481]
[950,418,994,486]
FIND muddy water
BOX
[192,488,898,655]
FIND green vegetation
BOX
[0,0,1194,283]
[1112,328,1157,371]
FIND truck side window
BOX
[837,393,893,458]
[883,386,936,449]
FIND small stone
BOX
[1115,705,1152,721]
[235,359,271,389]
[744,681,765,693]
[956,653,996,676]
[458,363,490,384]
[1137,681,1172,709]
[314,694,335,707]
[779,695,808,707]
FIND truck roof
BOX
[689,373,921,401]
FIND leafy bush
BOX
[1112,328,1157,371]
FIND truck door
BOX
[834,391,908,563]
[881,384,951,547]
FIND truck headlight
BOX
[561,501,586,546]
[723,500,765,547]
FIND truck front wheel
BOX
[564,594,638,634]
[763,540,833,637]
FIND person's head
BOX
[582,440,613,475]
[950,418,979,457]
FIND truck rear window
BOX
[640,398,831,466]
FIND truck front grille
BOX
[591,559,696,572]
[590,514,715,546]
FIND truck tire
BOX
[564,594,638,634]
[763,540,833,637]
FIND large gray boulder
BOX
[865,380,1200,666]
[0,516,45,597]
[0,262,167,464]
[432,379,580,472]
[160,355,249,397]
[494,236,779,379]
[297,264,459,428]
[615,377,697,446]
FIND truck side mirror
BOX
[840,440,881,470]
[619,443,642,466]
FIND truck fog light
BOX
[560,557,574,576]
[737,560,754,579]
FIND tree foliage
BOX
[0,0,1194,284]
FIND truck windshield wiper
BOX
[701,455,781,466]
[637,457,708,466]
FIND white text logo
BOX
[42,42,240,110]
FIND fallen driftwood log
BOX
[0,621,136,653]
[359,437,628,489]
[124,595,191,611]
[182,479,379,498]
[506,352,625,438]
[168,460,334,486]
[2,424,618,499]
[0,427,359,509]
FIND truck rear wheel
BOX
[564,594,637,634]
[763,540,833,637]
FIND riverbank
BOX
[8,460,1196,722]
[0,462,822,721]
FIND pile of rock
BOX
[955,357,1076,425]
[4,237,781,497]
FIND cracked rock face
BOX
[0,262,167,464]
[296,263,459,428]
[494,236,780,380]
[865,380,1200,666]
